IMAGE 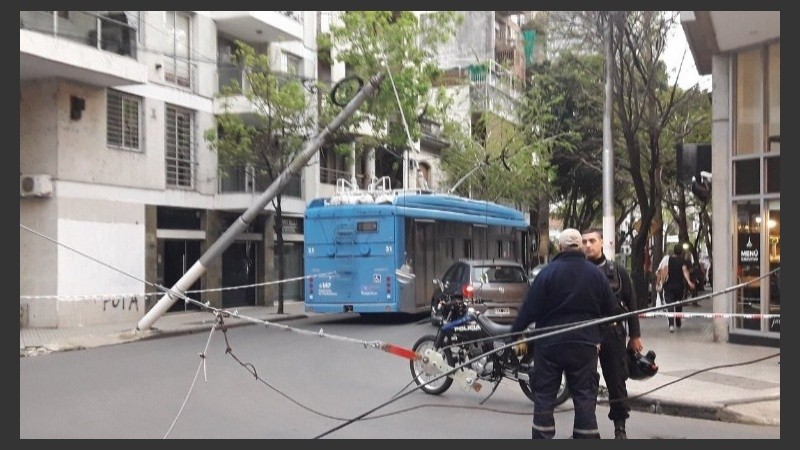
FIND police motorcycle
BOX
[409,294,571,406]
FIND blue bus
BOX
[303,182,530,315]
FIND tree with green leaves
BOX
[541,11,710,302]
[439,110,550,205]
[611,11,710,300]
[321,11,461,189]
[435,71,573,265]
[529,52,606,231]
[204,42,316,313]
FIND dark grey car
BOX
[430,259,529,326]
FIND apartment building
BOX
[20,11,318,328]
[421,11,529,128]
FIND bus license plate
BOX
[494,307,510,315]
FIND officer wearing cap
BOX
[512,228,616,439]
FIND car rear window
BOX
[472,265,527,283]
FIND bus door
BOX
[412,219,436,308]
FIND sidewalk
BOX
[20,300,780,427]
[620,302,780,427]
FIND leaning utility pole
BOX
[137,73,386,331]
[602,11,616,260]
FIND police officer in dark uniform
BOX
[512,228,616,439]
[580,227,643,439]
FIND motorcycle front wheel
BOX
[409,334,455,395]
[518,352,571,406]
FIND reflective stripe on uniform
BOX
[532,423,556,432]
[573,427,600,435]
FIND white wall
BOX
[56,199,146,326]
[20,81,59,174]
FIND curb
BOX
[628,396,780,426]
[629,396,722,421]
[19,313,308,358]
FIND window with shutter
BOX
[165,104,194,188]
[106,89,142,151]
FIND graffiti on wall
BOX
[102,296,140,312]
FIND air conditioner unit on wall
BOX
[20,174,53,198]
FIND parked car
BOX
[528,263,547,285]
[430,259,529,326]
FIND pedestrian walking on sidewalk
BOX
[662,245,696,332]
[581,227,643,439]
[512,228,616,439]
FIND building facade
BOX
[19,10,538,329]
[20,11,318,328]
[681,11,780,346]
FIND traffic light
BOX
[676,143,711,186]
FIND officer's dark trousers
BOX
[599,324,630,421]
[531,343,601,439]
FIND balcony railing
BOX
[438,60,524,99]
[495,29,521,50]
[420,118,443,137]
[473,60,524,95]
[219,164,301,197]
[320,167,365,186]
[494,48,526,82]
[217,64,248,94]
[20,11,137,59]
[217,63,310,95]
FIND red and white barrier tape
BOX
[639,312,780,319]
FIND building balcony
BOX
[439,61,524,99]
[218,164,301,197]
[319,167,365,186]
[213,65,312,115]
[494,28,522,52]
[209,11,303,43]
[20,11,146,87]
[495,48,526,82]
[420,118,449,153]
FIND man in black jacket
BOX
[512,228,616,439]
[581,227,643,439]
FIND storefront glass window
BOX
[730,42,779,338]
[734,159,760,195]
[734,202,761,331]
[768,42,780,151]
[766,156,780,194]
[767,200,780,332]
[734,49,764,156]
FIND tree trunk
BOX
[274,195,286,314]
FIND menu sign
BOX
[738,232,760,276]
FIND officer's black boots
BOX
[614,420,627,439]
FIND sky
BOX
[664,17,713,91]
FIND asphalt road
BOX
[20,313,780,439]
